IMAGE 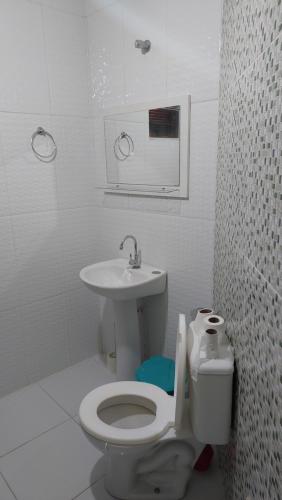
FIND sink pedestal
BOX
[113,300,141,380]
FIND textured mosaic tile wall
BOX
[214,1,282,499]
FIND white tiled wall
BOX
[86,0,221,356]
[0,0,221,397]
[0,0,100,398]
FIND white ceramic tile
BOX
[184,462,225,500]
[56,161,95,210]
[0,309,28,398]
[0,384,68,457]
[33,0,86,16]
[73,414,81,424]
[43,8,89,116]
[0,113,57,215]
[0,217,19,312]
[20,295,70,383]
[12,211,64,305]
[181,100,219,220]
[65,285,100,364]
[0,113,51,166]
[92,117,107,189]
[0,162,10,217]
[162,218,214,356]
[85,0,117,15]
[103,193,129,209]
[75,478,113,499]
[0,474,15,500]
[123,0,166,104]
[39,356,116,416]
[166,0,221,102]
[52,116,96,209]
[128,196,181,215]
[59,207,98,290]
[0,419,104,500]
[0,0,50,113]
[87,4,125,112]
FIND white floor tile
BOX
[0,384,68,457]
[0,357,225,500]
[0,474,16,500]
[0,419,104,500]
[74,463,226,500]
[184,462,225,500]
[39,356,116,417]
[75,478,112,499]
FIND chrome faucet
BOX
[119,235,142,268]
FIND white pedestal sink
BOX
[80,259,166,380]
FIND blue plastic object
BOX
[136,356,175,395]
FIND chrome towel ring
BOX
[31,127,57,163]
[113,131,134,161]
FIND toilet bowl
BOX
[80,312,234,499]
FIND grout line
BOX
[0,418,71,460]
[0,109,92,119]
[39,4,52,117]
[36,354,103,417]
[0,202,216,221]
[84,0,117,17]
[38,354,110,422]
[0,203,98,218]
[84,14,93,114]
[71,476,107,500]
[0,471,18,500]
[27,0,85,19]
[0,285,83,315]
[99,203,216,222]
[70,414,80,424]
[0,100,218,118]
[38,384,76,419]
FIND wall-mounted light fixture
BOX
[135,39,151,54]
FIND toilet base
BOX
[104,439,196,500]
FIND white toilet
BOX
[79,312,234,499]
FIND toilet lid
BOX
[79,381,175,445]
[174,314,187,428]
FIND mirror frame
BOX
[101,95,191,199]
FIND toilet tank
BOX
[187,321,234,445]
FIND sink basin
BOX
[80,258,166,301]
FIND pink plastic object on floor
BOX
[193,445,214,471]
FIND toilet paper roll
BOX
[194,308,214,334]
[204,328,219,359]
[203,314,225,343]
[204,314,225,337]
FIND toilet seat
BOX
[79,381,175,445]
[79,314,187,446]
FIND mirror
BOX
[102,96,190,198]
